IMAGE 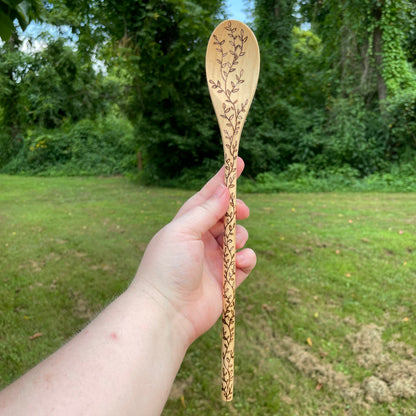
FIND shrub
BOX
[2,116,136,176]
[324,97,387,175]
[238,161,416,193]
[386,91,416,161]
[0,130,19,167]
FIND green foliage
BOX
[142,157,222,189]
[300,0,416,102]
[117,0,223,179]
[386,90,416,160]
[377,0,416,95]
[51,0,225,179]
[239,160,416,193]
[238,0,416,187]
[0,130,16,166]
[133,114,219,182]
[244,1,312,176]
[0,0,43,41]
[0,38,31,161]
[2,0,416,182]
[0,35,118,167]
[324,97,387,175]
[254,0,296,55]
[242,2,331,178]
[22,38,110,128]
[2,116,136,175]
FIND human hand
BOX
[131,157,256,345]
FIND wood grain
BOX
[206,20,260,401]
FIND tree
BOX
[0,0,43,164]
[0,0,43,41]
[294,0,416,173]
[44,0,225,179]
[23,38,110,128]
[104,0,225,179]
[240,0,301,174]
[0,32,29,165]
[0,34,115,167]
[1,0,225,177]
[300,0,416,104]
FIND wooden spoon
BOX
[206,20,260,401]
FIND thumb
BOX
[173,184,230,238]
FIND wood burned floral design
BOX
[208,20,249,402]
[208,20,249,153]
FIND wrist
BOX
[127,278,195,350]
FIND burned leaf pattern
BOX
[210,21,249,149]
[209,20,249,401]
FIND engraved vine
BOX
[208,20,249,401]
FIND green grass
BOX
[1,175,416,415]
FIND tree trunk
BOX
[373,20,387,104]
[5,33,22,144]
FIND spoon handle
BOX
[221,147,238,401]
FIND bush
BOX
[238,160,416,193]
[135,113,219,183]
[0,130,19,167]
[386,91,416,161]
[324,98,388,175]
[2,116,136,176]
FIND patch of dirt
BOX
[376,360,416,399]
[90,264,112,271]
[71,291,94,319]
[343,316,357,326]
[363,376,393,403]
[386,340,414,358]
[346,323,389,368]
[273,337,363,402]
[269,323,416,406]
[53,238,68,245]
[73,251,88,258]
[169,375,193,400]
[286,287,301,305]
[291,244,313,255]
[19,259,45,272]
[345,324,416,403]
[44,252,62,261]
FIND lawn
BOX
[1,175,416,415]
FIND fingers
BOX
[175,157,245,219]
[198,157,245,201]
[235,198,250,221]
[215,224,248,249]
[236,248,257,288]
[236,225,249,249]
[172,184,230,240]
[209,199,250,239]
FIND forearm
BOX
[0,287,189,416]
